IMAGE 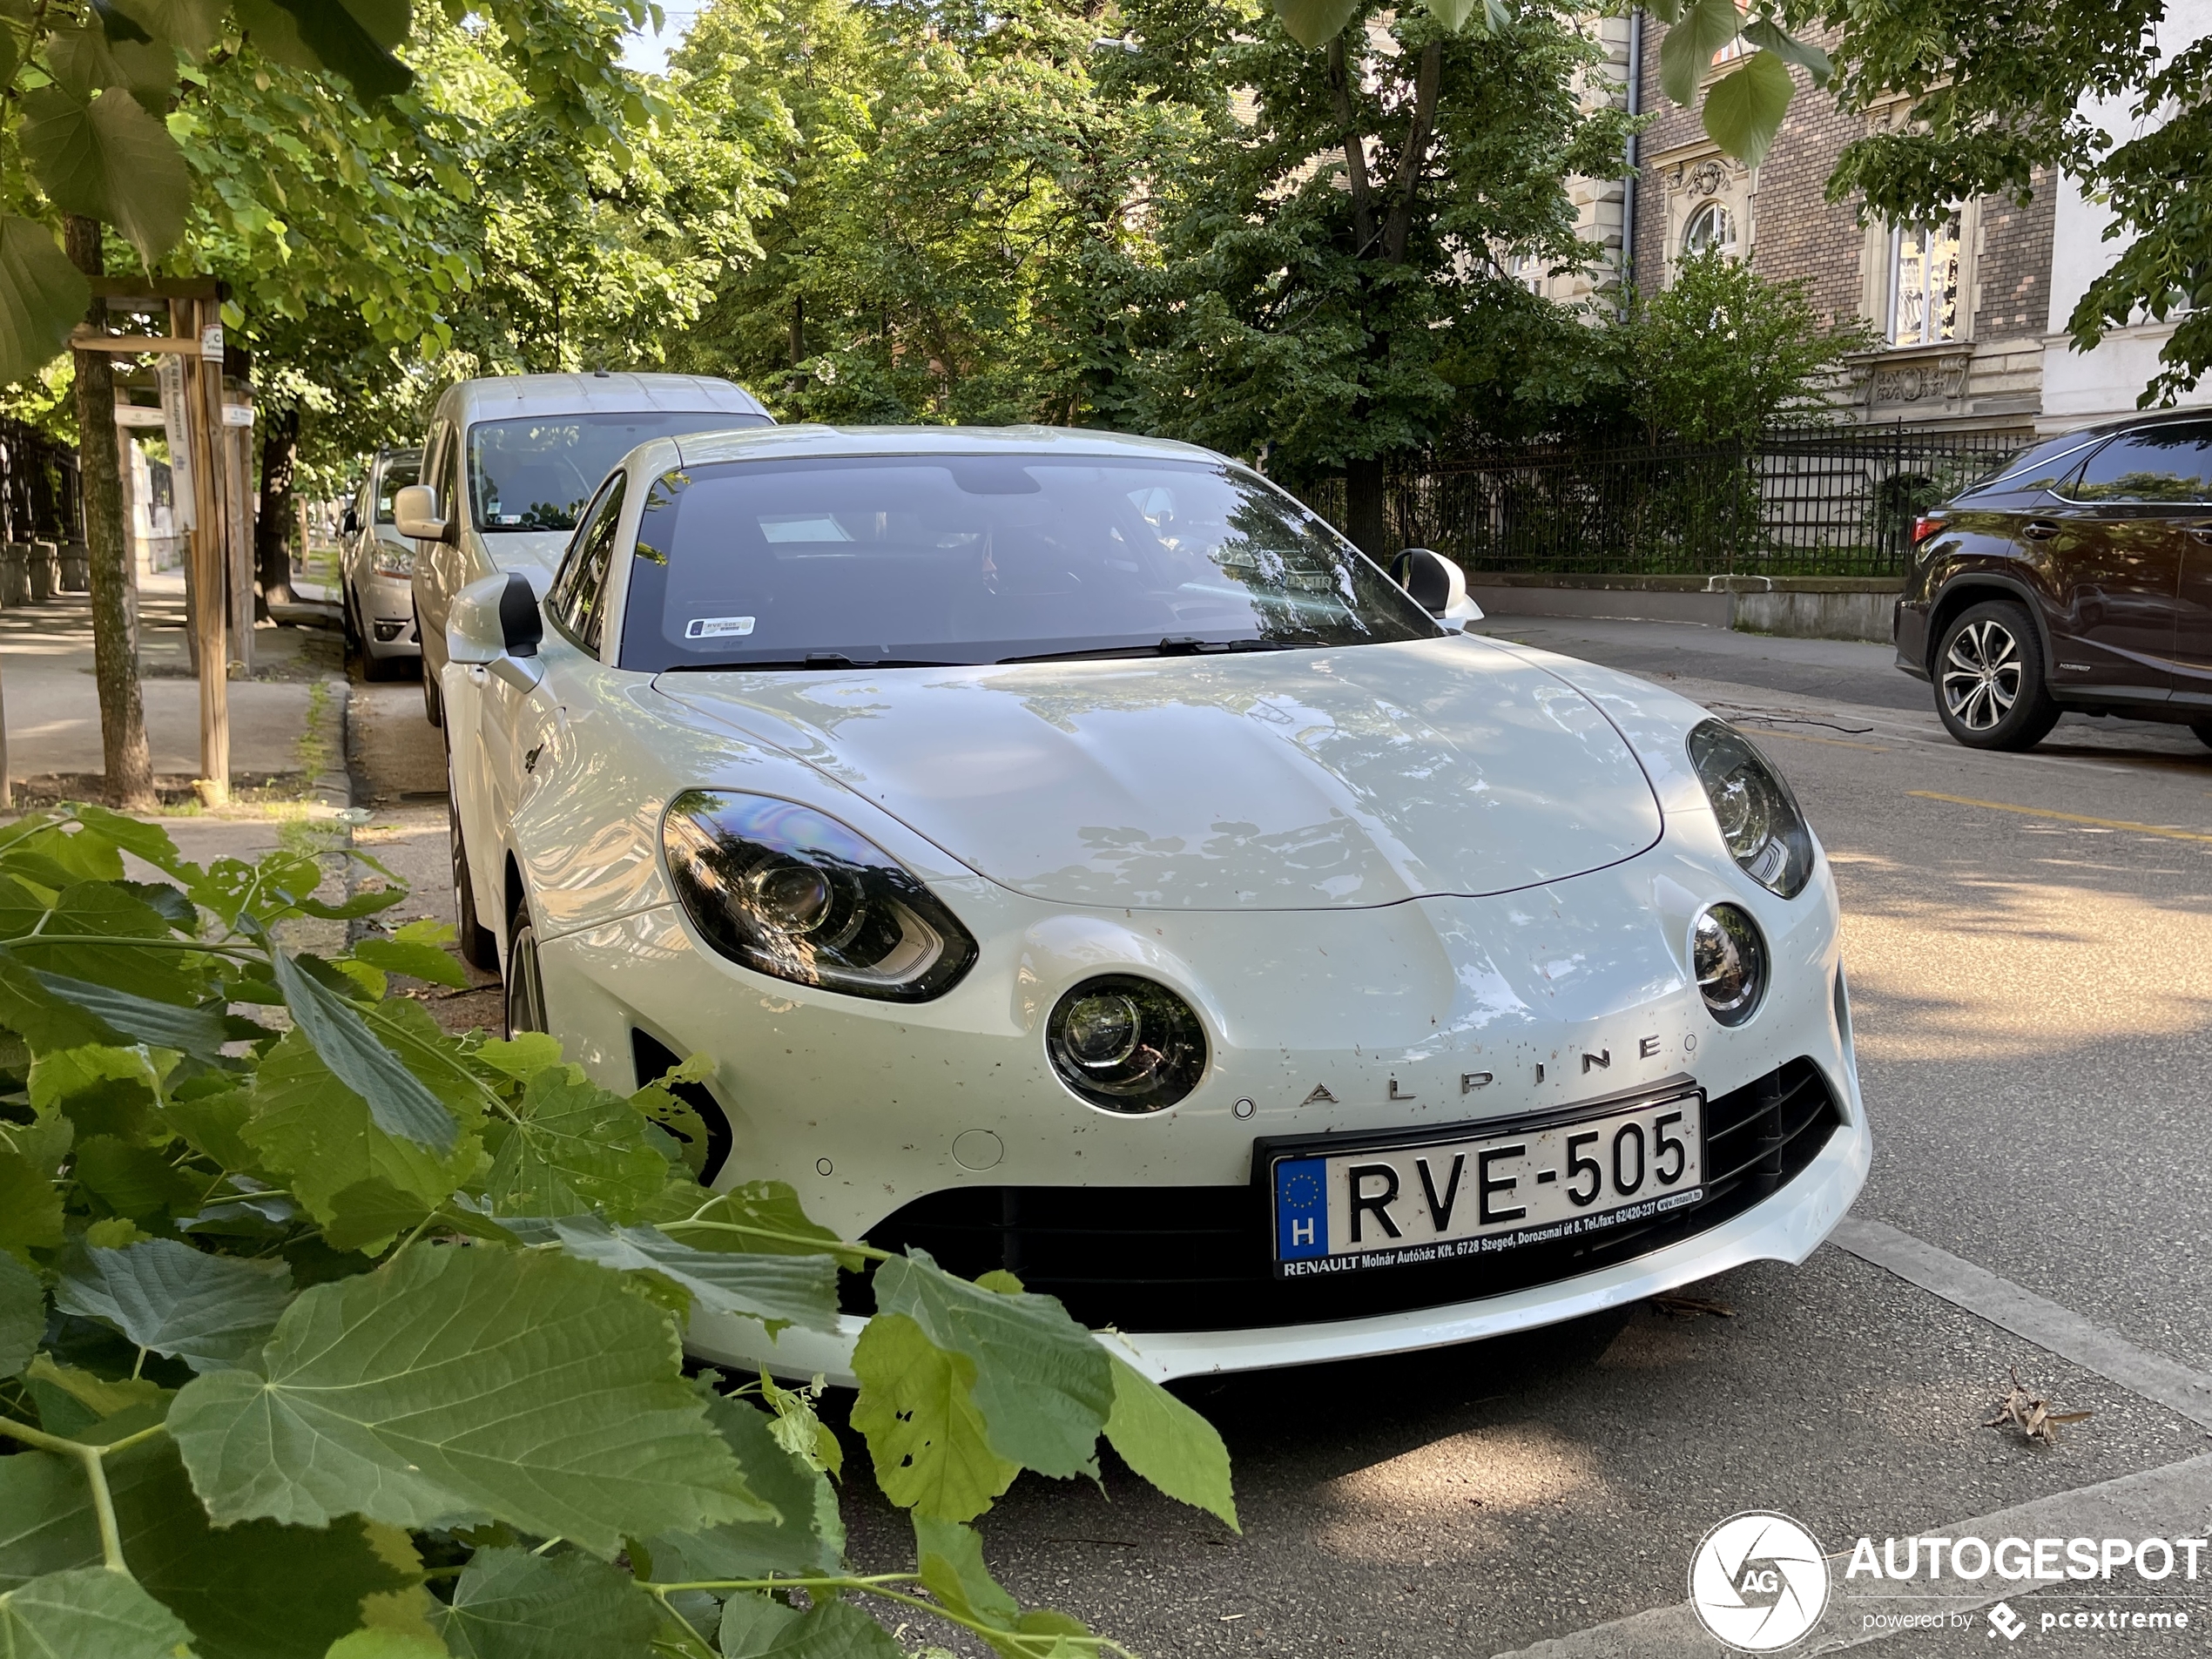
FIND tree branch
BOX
[1327,35,1376,253]
[1382,38,1443,266]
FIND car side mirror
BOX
[394,484,453,544]
[448,571,545,691]
[1389,547,1484,630]
[341,506,360,536]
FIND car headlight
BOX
[661,791,977,1001]
[1692,904,1766,1026]
[1688,720,1814,898]
[372,543,415,577]
[1046,975,1206,1114]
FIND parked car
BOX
[395,372,772,731]
[341,448,424,678]
[438,422,1867,1384]
[1895,409,2212,750]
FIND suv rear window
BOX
[2067,422,2212,503]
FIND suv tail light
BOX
[1911,515,1944,545]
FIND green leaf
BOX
[0,217,91,387]
[472,1035,563,1082]
[239,1028,483,1235]
[659,1183,865,1273]
[435,1548,656,1659]
[0,1568,198,1659]
[911,1516,1016,1629]
[1657,0,1742,108]
[55,1240,294,1373]
[502,1215,839,1336]
[246,0,415,102]
[351,938,468,990]
[1703,50,1797,169]
[46,23,182,111]
[325,1635,449,1659]
[0,1251,42,1379]
[0,1144,64,1254]
[871,1252,1112,1480]
[648,1382,845,1582]
[0,1440,414,1659]
[266,943,458,1151]
[166,1244,768,1557]
[71,1135,203,1219]
[105,0,226,57]
[1102,1356,1238,1531]
[52,807,189,880]
[21,1354,171,1429]
[1270,0,1360,51]
[1740,17,1831,87]
[848,1313,1015,1524]
[1421,0,1479,33]
[718,1595,900,1659]
[18,84,191,264]
[30,1044,165,1143]
[481,1068,670,1223]
[17,963,227,1059]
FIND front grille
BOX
[852,1057,1844,1332]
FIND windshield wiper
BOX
[664,652,968,671]
[1001,637,1308,664]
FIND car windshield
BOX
[372,455,420,523]
[468,411,770,532]
[620,454,1439,671]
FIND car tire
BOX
[447,761,500,974]
[1933,600,2061,751]
[504,887,547,1039]
[421,635,444,727]
[362,639,408,682]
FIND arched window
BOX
[1890,215,1963,346]
[1682,202,1737,260]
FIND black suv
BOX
[1895,411,2212,750]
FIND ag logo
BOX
[1688,1511,1831,1651]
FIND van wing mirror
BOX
[1388,547,1483,629]
[394,484,452,543]
[448,571,545,691]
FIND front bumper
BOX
[356,570,421,659]
[691,1086,1867,1382]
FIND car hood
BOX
[654,637,1663,910]
[475,531,571,575]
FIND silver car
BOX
[341,448,425,678]
[398,372,772,730]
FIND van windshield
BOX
[467,411,770,532]
[619,454,1438,671]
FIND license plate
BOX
[1266,1090,1705,1278]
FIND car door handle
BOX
[2020,520,2060,541]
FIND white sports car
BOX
[439,424,1868,1383]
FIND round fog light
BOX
[1046,975,1206,1113]
[1692,904,1767,1027]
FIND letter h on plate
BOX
[1274,1157,1328,1260]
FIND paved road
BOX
[344,627,2212,1657]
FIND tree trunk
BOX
[1345,455,1391,557]
[65,215,157,811]
[255,403,298,611]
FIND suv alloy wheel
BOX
[1934,599,2062,751]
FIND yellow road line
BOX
[1908,791,2212,844]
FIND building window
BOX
[1682,202,1737,260]
[1890,217,1962,345]
[1506,251,1545,294]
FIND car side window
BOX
[2067,423,2212,504]
[552,476,628,655]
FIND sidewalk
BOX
[0,570,348,805]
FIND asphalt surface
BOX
[344,620,2212,1658]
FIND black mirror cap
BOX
[341,509,360,536]
[1389,547,1453,612]
[499,571,544,658]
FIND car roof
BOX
[670,422,1224,469]
[435,373,769,425]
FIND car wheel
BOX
[362,638,407,682]
[504,889,547,1039]
[446,759,500,973]
[1933,600,2061,751]
[421,634,444,727]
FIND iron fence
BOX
[0,416,84,546]
[1300,426,2028,579]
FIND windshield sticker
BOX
[685,616,757,639]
